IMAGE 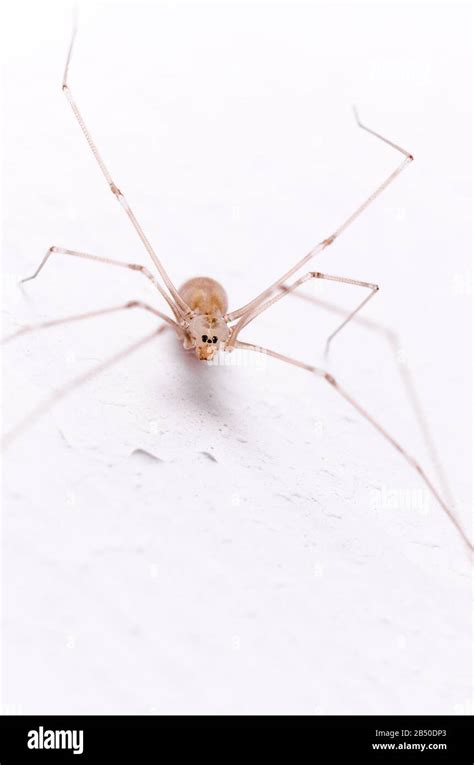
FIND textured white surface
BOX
[2,2,472,715]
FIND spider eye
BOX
[201,335,208,342]
[212,336,218,344]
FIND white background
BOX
[2,1,472,714]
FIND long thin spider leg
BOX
[2,300,179,345]
[62,22,191,318]
[277,288,455,508]
[324,291,377,358]
[20,246,181,320]
[227,271,379,348]
[2,325,167,449]
[226,110,413,323]
[352,106,410,157]
[233,340,472,554]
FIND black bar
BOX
[0,715,472,762]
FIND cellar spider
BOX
[2,23,472,554]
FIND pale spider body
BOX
[2,22,472,554]
[179,277,231,361]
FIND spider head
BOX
[186,315,230,361]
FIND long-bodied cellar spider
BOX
[3,23,472,554]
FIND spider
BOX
[3,22,471,554]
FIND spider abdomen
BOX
[179,277,228,317]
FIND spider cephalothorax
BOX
[183,313,231,360]
[179,277,231,360]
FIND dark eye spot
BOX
[201,335,208,342]
[212,336,218,344]
[207,338,212,343]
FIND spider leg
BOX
[275,288,456,510]
[3,325,168,449]
[227,270,379,348]
[20,246,180,320]
[233,339,472,554]
[61,22,191,317]
[2,296,179,447]
[2,299,179,442]
[2,299,179,345]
